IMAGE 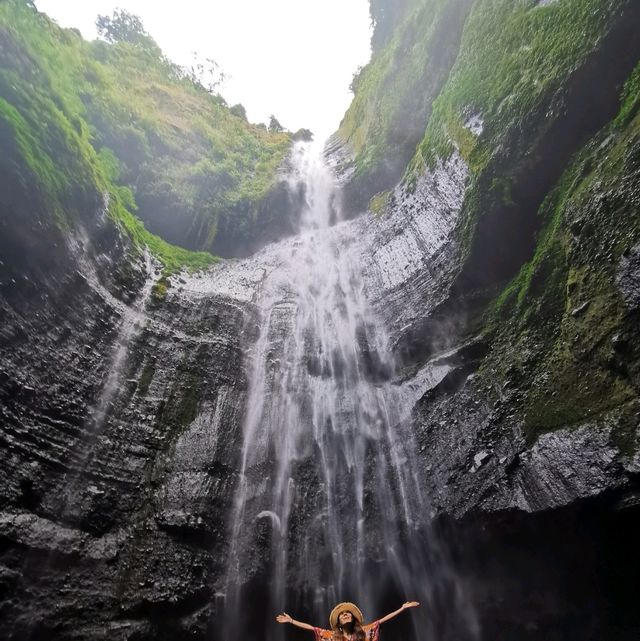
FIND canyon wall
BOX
[1,0,640,640]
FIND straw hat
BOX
[330,602,364,629]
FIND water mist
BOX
[222,141,478,641]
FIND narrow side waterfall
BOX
[223,142,478,641]
[51,248,156,523]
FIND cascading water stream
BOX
[223,141,479,641]
[53,241,156,521]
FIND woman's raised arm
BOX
[376,601,420,625]
[276,612,316,631]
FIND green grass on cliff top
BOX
[337,0,625,206]
[338,0,447,172]
[0,0,290,266]
[412,0,628,173]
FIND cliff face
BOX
[338,0,640,517]
[0,1,293,260]
[335,0,640,636]
[336,0,640,516]
[2,0,640,640]
[0,209,252,638]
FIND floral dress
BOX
[313,622,381,641]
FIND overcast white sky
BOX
[34,0,372,141]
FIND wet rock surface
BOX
[0,206,258,637]
[617,243,640,310]
[357,152,469,361]
[411,373,640,518]
[3,12,640,638]
[2,128,640,638]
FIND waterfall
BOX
[223,141,479,641]
[52,243,156,523]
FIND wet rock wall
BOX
[0,209,258,639]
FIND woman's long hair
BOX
[332,615,366,641]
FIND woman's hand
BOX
[275,613,315,630]
[402,601,420,609]
[276,613,293,624]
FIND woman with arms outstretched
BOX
[276,600,419,641]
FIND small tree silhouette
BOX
[268,115,284,133]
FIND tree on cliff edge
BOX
[269,115,284,133]
[96,9,159,54]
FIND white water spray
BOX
[224,141,479,641]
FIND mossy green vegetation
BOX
[615,63,640,129]
[150,275,170,304]
[337,0,471,205]
[348,0,640,451]
[369,190,391,216]
[482,63,640,445]
[341,0,631,217]
[158,351,208,432]
[136,358,156,398]
[0,69,104,228]
[0,0,291,264]
[385,0,639,307]
[113,198,218,274]
[412,0,628,172]
[339,0,442,159]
